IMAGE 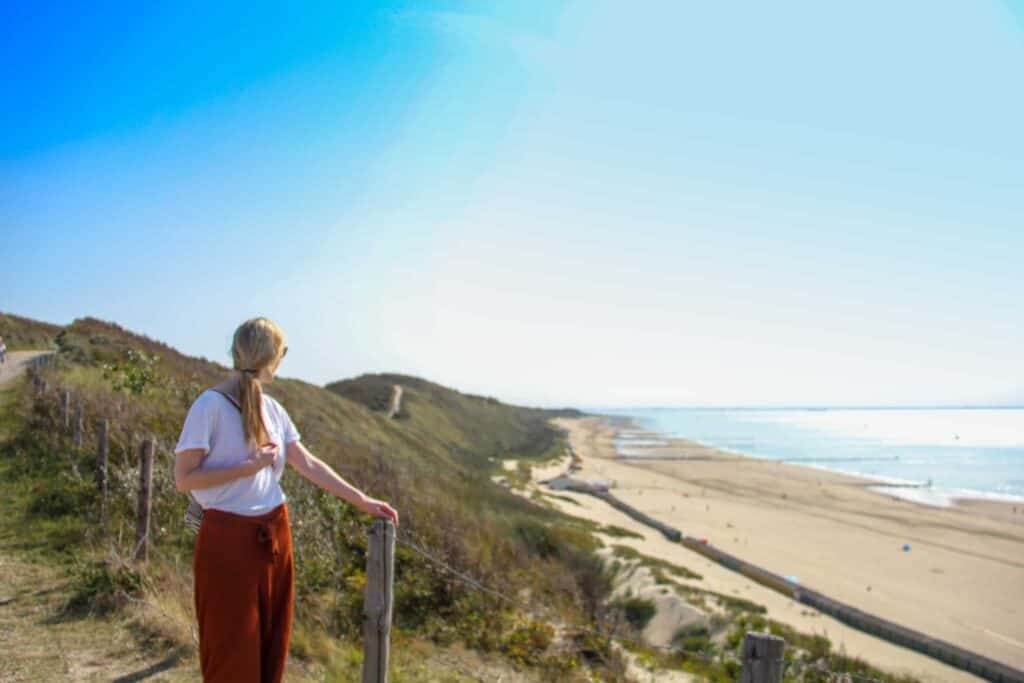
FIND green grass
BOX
[610,544,703,582]
[598,524,644,539]
[0,314,926,683]
[727,614,922,683]
[0,315,626,680]
[0,310,61,351]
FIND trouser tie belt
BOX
[257,523,279,558]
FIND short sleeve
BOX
[175,393,217,455]
[273,398,301,444]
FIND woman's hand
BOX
[245,443,279,474]
[361,498,400,527]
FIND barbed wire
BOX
[18,379,888,683]
[393,530,728,667]
[394,529,910,683]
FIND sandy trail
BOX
[0,350,53,388]
[532,416,1024,683]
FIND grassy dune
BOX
[1,315,923,681]
[0,311,62,351]
[0,316,630,681]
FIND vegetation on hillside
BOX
[1,315,924,681]
[2,316,629,680]
[0,311,62,350]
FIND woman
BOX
[174,317,398,683]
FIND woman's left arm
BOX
[285,440,399,526]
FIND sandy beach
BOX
[533,416,1024,683]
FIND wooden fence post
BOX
[61,390,71,430]
[742,632,785,683]
[135,439,155,562]
[73,404,84,447]
[96,419,109,520]
[361,519,396,683]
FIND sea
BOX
[601,407,1024,506]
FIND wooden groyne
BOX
[543,475,1024,683]
[681,538,1024,683]
[592,491,682,542]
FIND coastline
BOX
[607,408,1024,512]
[609,413,1024,521]
[535,416,1024,682]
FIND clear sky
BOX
[3,1,1022,408]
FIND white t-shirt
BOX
[174,389,301,516]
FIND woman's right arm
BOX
[174,445,278,493]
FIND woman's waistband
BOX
[202,502,288,528]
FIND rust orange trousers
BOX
[194,503,295,683]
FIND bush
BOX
[616,597,657,631]
[27,471,96,517]
[67,559,144,614]
[502,620,554,666]
[673,623,712,654]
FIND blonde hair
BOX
[231,317,287,449]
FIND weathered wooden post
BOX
[96,419,109,520]
[61,390,71,430]
[40,380,48,394]
[361,519,396,683]
[73,404,84,447]
[741,632,785,683]
[135,438,155,562]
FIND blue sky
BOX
[3,1,1022,407]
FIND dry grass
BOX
[0,317,634,681]
[0,550,197,681]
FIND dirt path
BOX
[0,354,554,682]
[0,356,201,681]
[387,384,403,419]
[0,350,53,389]
[0,554,196,682]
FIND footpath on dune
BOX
[0,349,201,681]
[0,350,53,389]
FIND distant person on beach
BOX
[174,317,398,683]
[0,336,7,365]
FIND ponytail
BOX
[230,317,287,451]
[238,370,270,450]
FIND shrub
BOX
[502,620,554,666]
[673,623,712,654]
[67,559,144,615]
[616,597,657,631]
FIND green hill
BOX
[0,311,62,350]
[328,373,582,470]
[0,315,627,681]
[0,315,929,682]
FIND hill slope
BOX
[0,311,62,350]
[0,315,632,681]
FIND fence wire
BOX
[395,529,911,683]
[393,530,727,666]
[26,373,906,683]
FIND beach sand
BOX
[533,416,1024,683]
